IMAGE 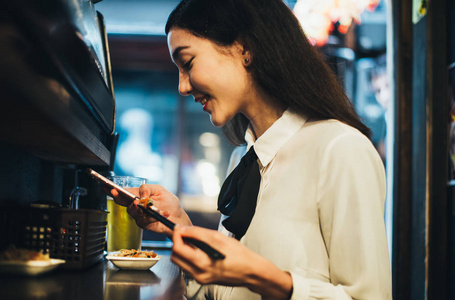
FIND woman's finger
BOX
[175,226,227,249]
[171,252,203,278]
[172,226,220,262]
[125,200,157,228]
[171,228,207,272]
[126,199,142,218]
[138,184,164,198]
[109,187,140,206]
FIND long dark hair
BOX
[165,0,371,145]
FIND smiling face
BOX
[167,28,253,127]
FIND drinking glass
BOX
[106,176,147,252]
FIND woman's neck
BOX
[247,105,284,139]
[242,84,285,139]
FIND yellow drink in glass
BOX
[106,176,147,252]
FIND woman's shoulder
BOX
[302,119,370,145]
[292,119,378,160]
[307,120,382,165]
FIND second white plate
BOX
[106,254,161,270]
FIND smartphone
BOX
[86,168,138,200]
[86,168,226,260]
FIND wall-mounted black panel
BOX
[0,0,116,166]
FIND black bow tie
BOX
[217,146,261,240]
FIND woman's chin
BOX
[209,116,227,128]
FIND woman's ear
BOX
[234,40,252,66]
[243,54,252,66]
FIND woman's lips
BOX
[202,99,209,111]
[195,96,210,111]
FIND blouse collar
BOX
[244,109,307,167]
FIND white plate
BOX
[106,254,161,270]
[0,259,66,276]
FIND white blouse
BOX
[187,110,392,299]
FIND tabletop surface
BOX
[0,249,185,300]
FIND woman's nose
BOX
[178,72,192,96]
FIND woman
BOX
[110,0,392,299]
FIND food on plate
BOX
[113,249,158,258]
[0,245,50,262]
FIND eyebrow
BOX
[172,46,189,61]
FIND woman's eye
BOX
[182,58,194,70]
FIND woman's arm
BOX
[312,133,391,299]
[171,225,293,300]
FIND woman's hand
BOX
[109,184,192,237]
[171,226,293,300]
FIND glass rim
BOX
[108,175,148,184]
[108,175,148,179]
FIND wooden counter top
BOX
[0,250,184,300]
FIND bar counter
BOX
[0,249,185,300]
